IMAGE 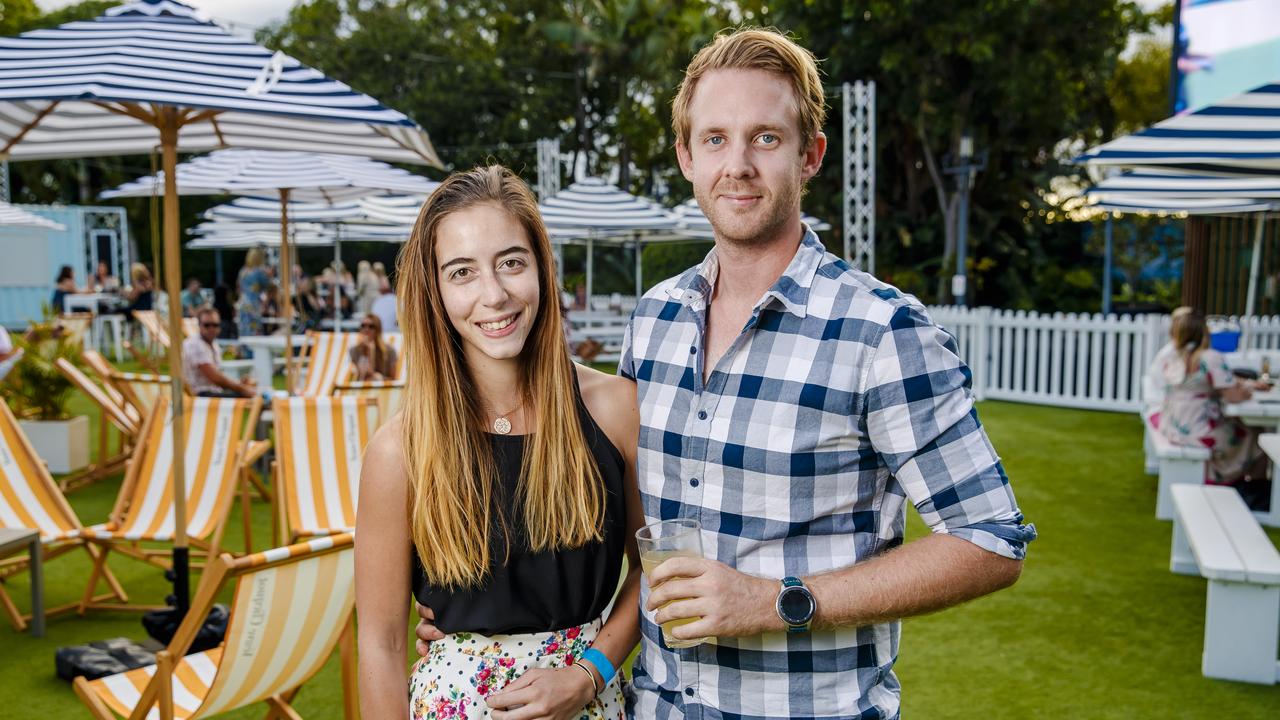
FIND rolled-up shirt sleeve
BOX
[863,304,1036,560]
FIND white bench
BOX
[1245,434,1280,528]
[1146,414,1211,520]
[1170,484,1280,684]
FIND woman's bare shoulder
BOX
[574,364,638,450]
[362,413,408,490]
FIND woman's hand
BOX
[485,666,596,720]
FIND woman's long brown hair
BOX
[396,165,603,588]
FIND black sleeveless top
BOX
[411,392,627,635]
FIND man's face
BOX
[199,314,220,342]
[676,68,825,248]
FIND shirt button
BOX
[697,410,707,420]
[689,478,699,487]
[689,346,697,354]
[684,687,695,696]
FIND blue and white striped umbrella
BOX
[1086,169,1280,200]
[672,197,831,239]
[1089,196,1278,215]
[0,201,65,230]
[204,196,366,223]
[0,0,441,166]
[539,177,676,235]
[1078,80,1280,174]
[101,148,439,202]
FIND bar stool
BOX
[93,314,126,363]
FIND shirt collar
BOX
[665,223,823,319]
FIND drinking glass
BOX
[636,518,711,648]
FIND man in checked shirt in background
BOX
[619,28,1036,719]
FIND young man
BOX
[414,27,1033,719]
[182,308,255,398]
[619,28,1035,719]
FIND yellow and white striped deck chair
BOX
[79,395,262,611]
[332,380,404,420]
[74,533,358,720]
[296,331,358,397]
[55,358,140,492]
[272,397,379,544]
[110,371,172,420]
[58,312,94,348]
[0,401,127,632]
[81,349,142,428]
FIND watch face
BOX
[779,586,815,624]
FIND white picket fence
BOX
[927,307,1280,413]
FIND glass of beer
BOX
[636,518,711,648]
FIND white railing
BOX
[928,307,1280,413]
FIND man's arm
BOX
[198,363,253,397]
[648,302,1033,640]
[648,534,1018,637]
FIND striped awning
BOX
[1089,197,1278,215]
[1077,80,1280,174]
[0,0,442,167]
[672,198,831,239]
[1086,169,1280,199]
[0,201,65,229]
[539,177,676,235]
[187,229,336,249]
[101,148,439,201]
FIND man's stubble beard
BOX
[698,175,803,250]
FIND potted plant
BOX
[1,311,90,474]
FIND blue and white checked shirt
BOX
[620,228,1035,720]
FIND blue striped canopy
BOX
[1086,169,1280,199]
[539,177,676,236]
[100,148,439,201]
[205,196,366,223]
[672,198,831,239]
[1078,80,1280,174]
[1089,197,1278,215]
[0,0,441,166]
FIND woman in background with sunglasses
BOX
[350,312,397,381]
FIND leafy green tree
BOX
[768,0,1156,308]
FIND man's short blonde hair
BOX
[672,27,827,153]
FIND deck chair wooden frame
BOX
[54,358,140,492]
[125,310,167,372]
[74,533,358,720]
[332,380,404,421]
[0,401,127,632]
[271,396,379,546]
[58,312,94,348]
[77,394,263,613]
[296,331,359,397]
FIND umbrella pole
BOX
[1246,212,1265,318]
[280,189,295,393]
[159,111,190,616]
[634,235,642,300]
[586,237,594,309]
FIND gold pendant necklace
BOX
[490,402,522,435]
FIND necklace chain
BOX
[486,399,523,435]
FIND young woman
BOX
[356,165,642,720]
[1158,311,1270,486]
[124,263,154,313]
[236,248,270,338]
[50,265,78,313]
[349,312,397,381]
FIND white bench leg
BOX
[1170,518,1199,576]
[1202,580,1280,684]
[1157,458,1204,521]
[1143,425,1158,475]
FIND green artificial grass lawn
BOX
[2,391,1279,717]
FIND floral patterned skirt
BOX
[408,617,626,720]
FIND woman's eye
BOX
[450,268,471,280]
[501,258,526,270]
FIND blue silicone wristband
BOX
[579,647,616,686]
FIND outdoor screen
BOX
[1174,0,1280,113]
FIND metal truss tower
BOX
[842,81,876,274]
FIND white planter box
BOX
[18,415,90,475]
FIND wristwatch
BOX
[776,576,816,633]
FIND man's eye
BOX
[759,134,778,144]
[707,136,724,146]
